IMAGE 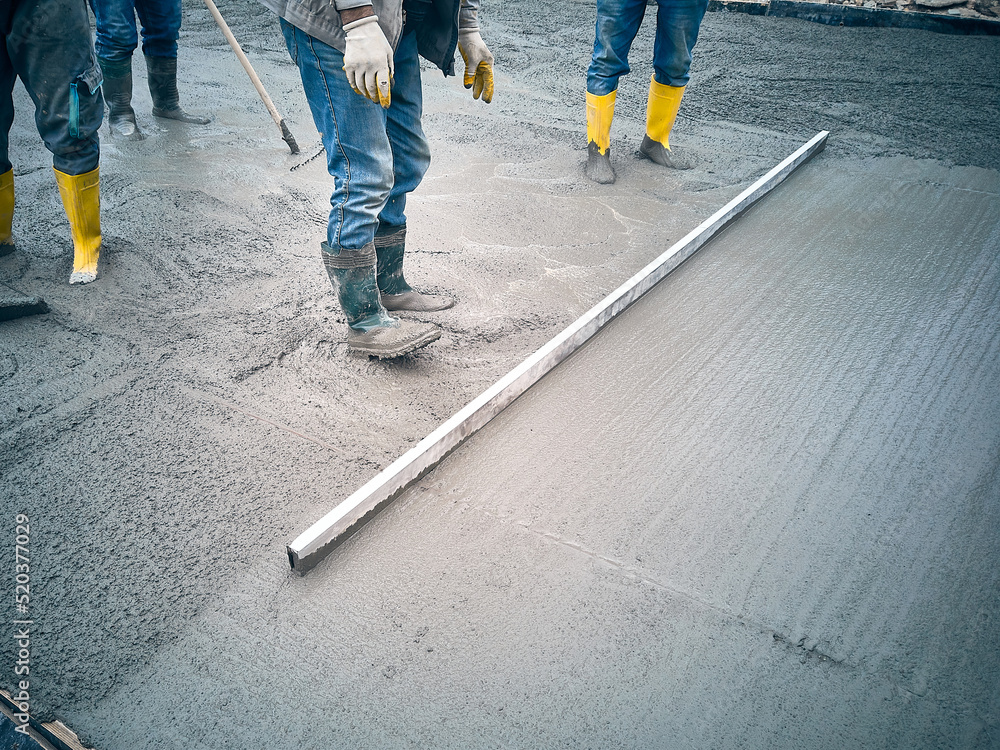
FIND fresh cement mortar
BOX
[0,0,997,744]
[45,156,1000,749]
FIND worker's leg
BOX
[91,0,143,138]
[91,0,140,62]
[134,0,179,58]
[1,37,16,253]
[7,0,103,283]
[136,0,208,123]
[639,0,709,169]
[379,32,430,230]
[584,0,647,184]
[376,31,453,313]
[280,20,439,357]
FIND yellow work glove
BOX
[458,28,494,104]
[343,15,393,108]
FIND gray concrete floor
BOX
[1,1,999,748]
[66,154,1000,749]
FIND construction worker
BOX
[585,0,709,184]
[259,0,494,358]
[90,0,209,139]
[2,0,105,285]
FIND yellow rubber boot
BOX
[585,90,617,184]
[53,167,102,285]
[640,77,694,170]
[1,169,13,255]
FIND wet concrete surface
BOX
[51,154,1000,750]
[1,0,999,747]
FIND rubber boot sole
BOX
[639,135,695,170]
[348,320,442,359]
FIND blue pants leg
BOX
[2,0,103,175]
[653,0,709,87]
[135,0,181,59]
[587,0,708,95]
[281,20,430,251]
[1,41,16,175]
[379,31,431,228]
[91,0,180,61]
[587,0,647,97]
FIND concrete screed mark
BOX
[285,131,830,574]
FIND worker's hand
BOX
[343,15,393,108]
[458,28,494,104]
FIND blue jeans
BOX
[281,20,431,251]
[90,0,182,61]
[587,0,709,96]
[2,0,103,175]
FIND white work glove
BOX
[343,15,393,108]
[458,28,494,104]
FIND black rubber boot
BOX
[322,242,441,358]
[145,55,211,124]
[98,56,143,140]
[585,141,616,184]
[639,135,695,170]
[375,222,455,312]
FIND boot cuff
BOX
[98,56,133,79]
[144,55,178,74]
[321,241,376,269]
[374,223,406,248]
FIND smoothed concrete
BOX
[62,156,1000,750]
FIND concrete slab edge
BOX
[0,689,92,750]
[286,130,830,574]
[709,0,1000,35]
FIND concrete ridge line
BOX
[182,386,349,457]
[287,130,830,574]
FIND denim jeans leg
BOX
[653,0,709,87]
[281,20,393,252]
[134,0,181,59]
[379,31,431,228]
[586,0,648,96]
[89,0,140,61]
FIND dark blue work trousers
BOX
[587,0,709,96]
[90,0,182,61]
[1,0,104,175]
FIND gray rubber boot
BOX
[585,141,616,184]
[322,242,441,358]
[375,222,455,312]
[639,135,695,170]
[98,56,143,140]
[145,55,211,124]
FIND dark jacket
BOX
[258,0,480,76]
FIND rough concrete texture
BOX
[0,0,998,747]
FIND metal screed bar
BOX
[287,130,830,573]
